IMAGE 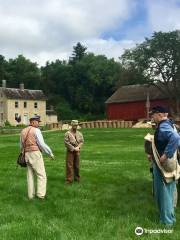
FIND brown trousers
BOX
[66,151,80,183]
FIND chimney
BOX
[19,83,24,90]
[2,80,6,88]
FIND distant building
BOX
[105,84,169,121]
[0,80,56,126]
[46,107,58,124]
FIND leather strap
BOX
[22,127,33,151]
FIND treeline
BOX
[0,43,124,120]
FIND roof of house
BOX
[105,84,167,104]
[1,88,46,100]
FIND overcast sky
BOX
[0,0,179,66]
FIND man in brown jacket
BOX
[64,120,84,184]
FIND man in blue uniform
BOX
[149,106,180,225]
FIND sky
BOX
[0,0,180,66]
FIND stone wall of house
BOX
[0,89,7,126]
[6,99,46,126]
[46,114,58,124]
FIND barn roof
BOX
[1,88,46,100]
[105,84,166,104]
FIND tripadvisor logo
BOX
[135,226,144,236]
[135,226,173,235]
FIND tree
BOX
[69,42,87,63]
[6,55,41,89]
[41,52,121,119]
[121,30,180,116]
[70,53,121,114]
[116,65,147,87]
[0,55,8,81]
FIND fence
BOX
[46,120,133,130]
[0,121,133,134]
[46,123,62,130]
[80,120,133,128]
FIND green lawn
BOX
[0,128,179,240]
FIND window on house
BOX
[15,101,18,108]
[0,101,3,110]
[34,102,38,108]
[24,102,27,108]
[0,113,3,121]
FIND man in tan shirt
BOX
[64,120,84,184]
[20,115,54,199]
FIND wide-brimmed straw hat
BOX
[71,120,79,126]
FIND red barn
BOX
[105,84,169,121]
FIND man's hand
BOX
[74,147,80,152]
[147,154,152,162]
[160,154,167,163]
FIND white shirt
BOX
[35,128,53,156]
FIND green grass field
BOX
[0,128,179,240]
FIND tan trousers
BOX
[25,151,47,199]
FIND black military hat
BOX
[149,106,168,115]
[29,115,41,122]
